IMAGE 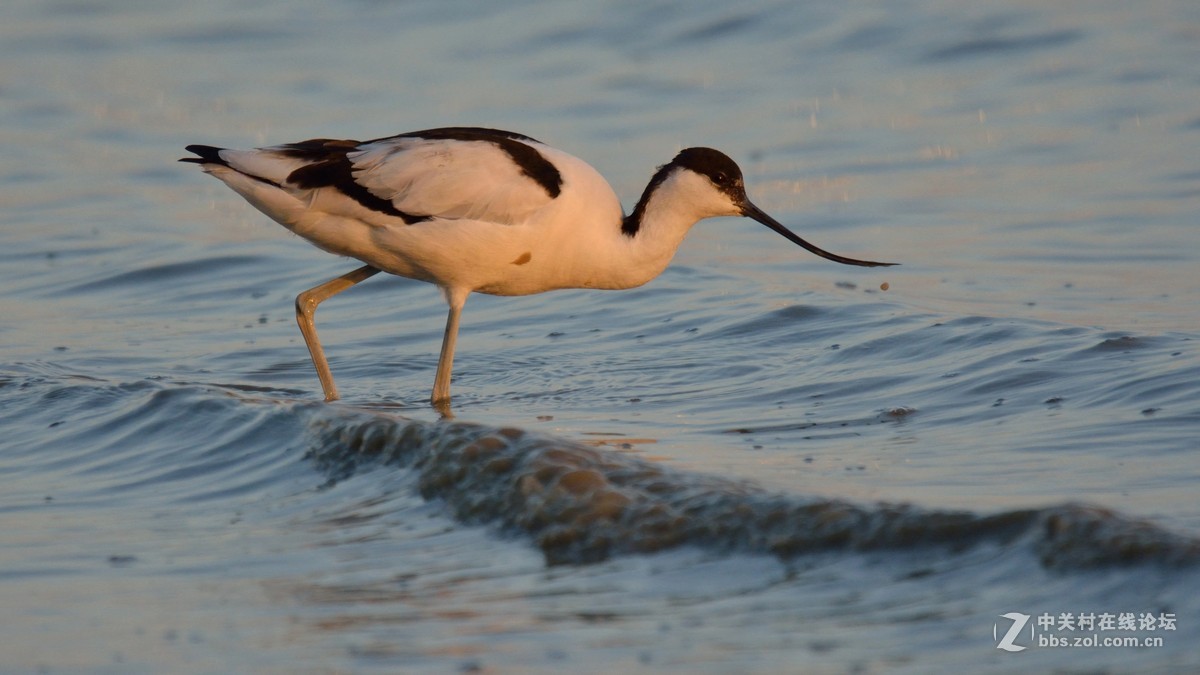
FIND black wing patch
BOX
[280,139,429,223]
[377,127,563,199]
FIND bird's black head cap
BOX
[669,147,746,203]
[623,147,747,236]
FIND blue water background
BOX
[3,0,1199,672]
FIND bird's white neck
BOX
[594,169,738,289]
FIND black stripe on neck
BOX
[622,160,678,237]
[623,147,744,237]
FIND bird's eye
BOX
[713,172,728,185]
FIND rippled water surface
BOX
[4,0,1200,672]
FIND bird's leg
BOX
[295,265,380,401]
[431,295,466,410]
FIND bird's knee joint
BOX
[296,293,317,316]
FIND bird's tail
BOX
[179,144,228,166]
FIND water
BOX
[3,0,1199,672]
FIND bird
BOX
[181,127,895,409]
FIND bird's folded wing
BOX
[349,136,559,225]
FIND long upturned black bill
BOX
[742,202,896,267]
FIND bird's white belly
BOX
[294,214,598,296]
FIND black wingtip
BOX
[179,144,226,165]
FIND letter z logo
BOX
[995,612,1031,652]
